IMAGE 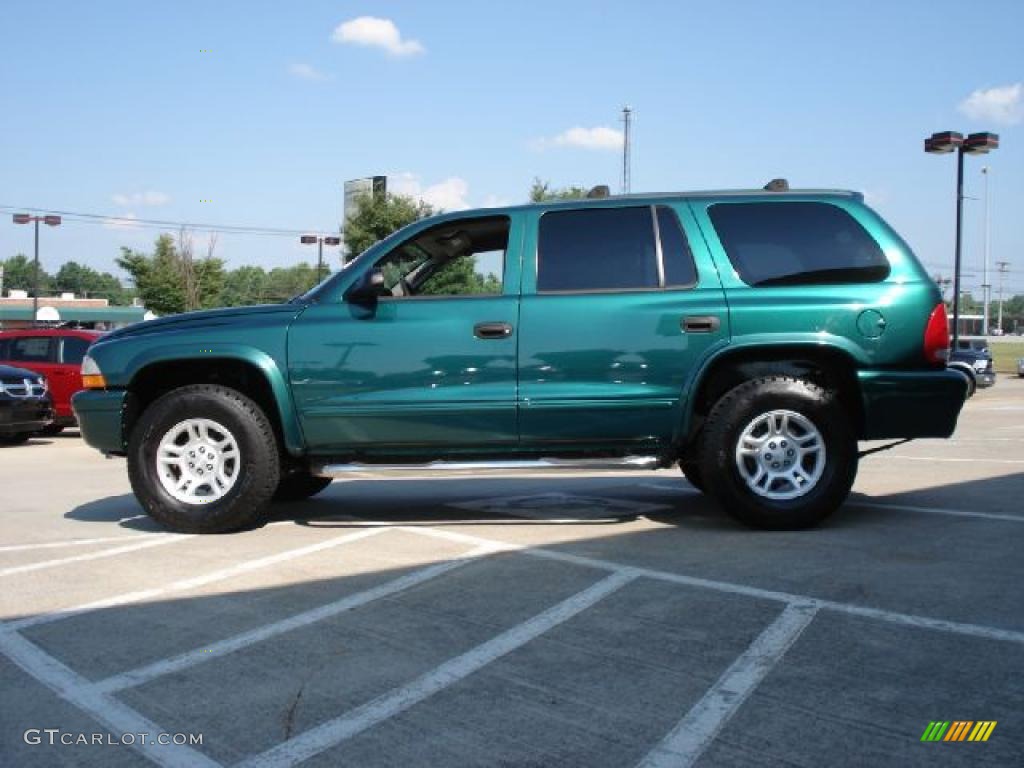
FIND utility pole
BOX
[995,261,1010,332]
[621,106,632,194]
[981,166,991,335]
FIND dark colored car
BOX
[74,186,968,533]
[0,329,102,434]
[947,344,995,396]
[0,363,54,445]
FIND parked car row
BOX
[0,329,102,437]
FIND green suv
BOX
[73,187,967,532]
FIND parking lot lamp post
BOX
[12,213,61,327]
[924,132,999,349]
[300,235,342,283]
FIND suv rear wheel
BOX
[698,376,857,530]
[127,384,280,533]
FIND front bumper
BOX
[858,369,968,440]
[0,397,54,434]
[975,371,996,388]
[72,389,128,454]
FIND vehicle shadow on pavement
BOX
[63,470,1023,535]
[64,495,166,532]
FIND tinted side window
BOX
[8,337,53,362]
[708,202,889,286]
[657,206,698,287]
[538,207,657,292]
[61,336,91,365]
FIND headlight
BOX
[974,359,988,371]
[80,355,107,389]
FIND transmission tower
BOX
[621,106,632,194]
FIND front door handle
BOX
[474,321,513,339]
[682,315,720,333]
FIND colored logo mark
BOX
[921,721,997,742]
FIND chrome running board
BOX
[313,455,662,479]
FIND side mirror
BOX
[345,267,387,304]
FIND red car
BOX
[0,329,102,435]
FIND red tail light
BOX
[923,303,950,365]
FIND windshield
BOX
[290,260,357,303]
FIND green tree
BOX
[264,263,320,302]
[116,233,225,315]
[418,255,501,297]
[53,261,131,304]
[1,253,53,295]
[219,265,269,306]
[528,178,589,202]
[343,192,435,259]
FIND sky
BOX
[1,0,1022,296]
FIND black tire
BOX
[0,432,31,446]
[678,455,706,492]
[127,384,280,533]
[38,424,65,437]
[273,473,333,502]
[698,376,857,530]
[949,365,976,398]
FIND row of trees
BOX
[0,254,132,304]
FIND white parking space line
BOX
[94,543,501,695]
[389,523,1024,646]
[4,527,390,632]
[637,603,817,768]
[879,455,1024,465]
[0,535,195,578]
[0,534,160,553]
[850,500,1023,523]
[238,570,638,768]
[0,629,220,768]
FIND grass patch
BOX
[991,341,1024,374]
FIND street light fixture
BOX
[299,234,342,283]
[11,213,62,327]
[924,130,998,350]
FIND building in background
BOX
[343,176,387,226]
[0,290,152,330]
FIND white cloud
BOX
[102,212,141,231]
[288,62,329,81]
[389,173,470,211]
[535,126,624,151]
[331,16,424,57]
[957,83,1023,125]
[111,191,170,207]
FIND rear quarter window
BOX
[708,201,889,286]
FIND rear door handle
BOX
[682,315,720,333]
[474,321,513,339]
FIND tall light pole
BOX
[300,235,342,283]
[996,260,1010,333]
[924,131,999,349]
[981,166,991,335]
[12,213,61,327]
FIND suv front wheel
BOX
[127,384,280,533]
[698,376,857,530]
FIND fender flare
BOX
[126,343,305,455]
[675,336,867,443]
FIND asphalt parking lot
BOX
[2,380,1022,768]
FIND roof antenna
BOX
[764,178,789,192]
